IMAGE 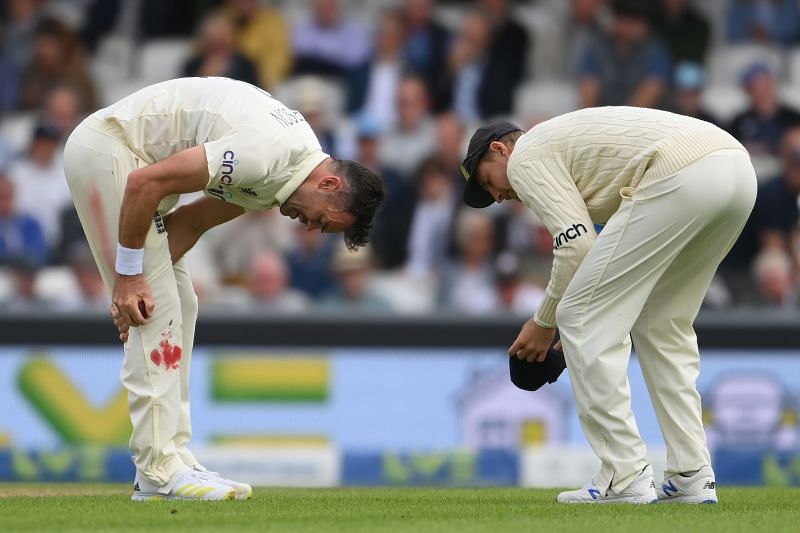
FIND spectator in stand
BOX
[292,0,370,78]
[0,173,51,309]
[221,0,291,89]
[726,0,800,46]
[670,62,719,125]
[436,10,493,123]
[578,0,670,108]
[42,85,83,139]
[1,0,44,72]
[320,245,393,312]
[0,174,47,267]
[52,204,85,265]
[348,9,407,129]
[17,18,96,111]
[402,0,449,106]
[0,0,46,110]
[728,62,800,157]
[495,200,553,279]
[494,251,545,316]
[652,0,711,64]
[406,157,456,278]
[476,0,530,118]
[750,127,800,262]
[434,113,467,181]
[245,251,309,312]
[286,225,337,300]
[80,0,204,53]
[439,210,498,314]
[379,75,437,177]
[6,123,71,252]
[358,115,412,269]
[752,248,797,309]
[204,209,294,286]
[563,0,609,79]
[182,12,259,86]
[289,76,340,157]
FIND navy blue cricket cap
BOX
[461,120,523,208]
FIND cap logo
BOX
[460,164,471,181]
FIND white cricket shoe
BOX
[131,469,235,501]
[658,465,718,504]
[194,465,253,500]
[557,464,657,504]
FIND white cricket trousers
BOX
[555,148,757,493]
[63,118,199,491]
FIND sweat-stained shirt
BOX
[87,76,328,214]
[507,106,746,328]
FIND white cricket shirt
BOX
[89,77,328,213]
[507,106,747,327]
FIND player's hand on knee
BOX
[508,319,556,363]
[112,274,155,327]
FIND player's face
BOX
[476,143,517,204]
[280,188,356,234]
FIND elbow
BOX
[125,170,163,201]
[125,170,148,195]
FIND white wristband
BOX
[115,244,144,275]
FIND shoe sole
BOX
[558,497,657,504]
[658,496,718,504]
[131,491,235,502]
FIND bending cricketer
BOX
[63,77,385,501]
[460,107,756,504]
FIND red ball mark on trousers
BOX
[160,339,182,370]
[150,350,162,366]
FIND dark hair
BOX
[334,159,386,250]
[484,130,523,164]
[498,130,523,146]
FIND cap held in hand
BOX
[509,333,567,391]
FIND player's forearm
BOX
[118,175,164,249]
[117,146,213,251]
[164,198,244,263]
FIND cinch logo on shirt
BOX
[553,223,588,249]
[220,150,238,185]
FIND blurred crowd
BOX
[0,0,799,315]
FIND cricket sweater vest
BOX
[507,106,747,327]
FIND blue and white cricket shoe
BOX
[658,465,718,504]
[557,464,657,504]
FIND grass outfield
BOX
[0,485,797,532]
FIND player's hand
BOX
[112,274,155,328]
[508,319,557,362]
[110,304,130,343]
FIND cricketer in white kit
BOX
[63,77,385,501]
[460,107,756,504]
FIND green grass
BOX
[0,485,797,533]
